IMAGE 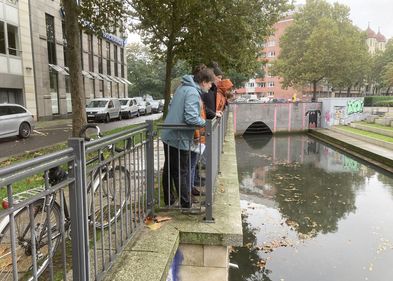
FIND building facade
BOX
[366,26,386,55]
[236,15,300,101]
[0,0,27,106]
[0,0,130,120]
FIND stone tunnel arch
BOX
[244,121,272,135]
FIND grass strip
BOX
[336,125,393,143]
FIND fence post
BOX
[68,138,90,281]
[204,119,214,222]
[145,120,155,217]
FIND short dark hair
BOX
[207,61,223,76]
[194,68,215,84]
[192,64,207,75]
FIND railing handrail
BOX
[0,148,74,187]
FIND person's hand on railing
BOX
[216,111,223,118]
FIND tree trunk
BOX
[163,44,174,118]
[63,1,86,137]
[312,81,317,102]
[386,87,391,95]
[347,86,351,96]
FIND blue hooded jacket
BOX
[161,75,206,150]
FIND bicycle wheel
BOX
[90,165,129,228]
[0,199,61,281]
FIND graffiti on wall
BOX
[347,99,364,115]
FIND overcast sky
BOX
[296,0,393,39]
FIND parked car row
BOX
[86,97,163,123]
[0,97,164,140]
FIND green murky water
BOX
[230,134,393,281]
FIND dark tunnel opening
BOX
[244,121,273,135]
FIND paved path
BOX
[0,113,162,161]
[309,128,393,173]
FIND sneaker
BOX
[191,187,205,196]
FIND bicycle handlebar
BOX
[79,124,103,141]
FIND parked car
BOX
[0,103,35,139]
[247,98,261,103]
[137,101,152,115]
[119,98,139,118]
[150,100,164,113]
[86,98,121,123]
[259,97,271,103]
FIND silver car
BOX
[0,103,35,139]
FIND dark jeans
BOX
[162,143,191,208]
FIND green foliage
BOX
[129,0,291,114]
[371,40,393,92]
[272,0,370,98]
[382,62,393,87]
[364,96,393,106]
[126,43,191,98]
[79,1,127,34]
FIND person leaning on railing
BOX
[161,68,215,208]
[216,78,234,115]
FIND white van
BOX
[86,98,121,123]
[119,98,139,118]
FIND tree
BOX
[382,62,393,90]
[371,40,393,95]
[62,0,127,136]
[126,43,191,98]
[272,0,369,101]
[129,0,290,115]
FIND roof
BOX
[366,27,377,38]
[376,31,386,42]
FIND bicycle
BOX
[0,124,130,281]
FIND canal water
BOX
[229,134,393,281]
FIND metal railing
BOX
[0,109,229,280]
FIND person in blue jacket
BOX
[161,68,215,208]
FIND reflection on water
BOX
[230,134,393,281]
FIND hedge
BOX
[364,96,393,107]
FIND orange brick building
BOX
[236,15,301,101]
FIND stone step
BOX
[374,117,393,126]
[350,123,393,138]
[330,126,393,150]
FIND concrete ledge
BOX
[350,122,393,138]
[331,126,393,150]
[308,129,393,174]
[104,113,242,281]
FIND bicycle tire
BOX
[0,199,61,281]
[90,165,129,228]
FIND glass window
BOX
[88,34,93,71]
[62,21,68,67]
[65,76,70,93]
[114,45,118,76]
[46,14,56,64]
[7,24,19,56]
[106,42,111,75]
[98,38,103,73]
[0,21,5,54]
[120,47,124,78]
[9,106,25,114]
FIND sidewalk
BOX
[309,128,393,173]
[34,118,72,129]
